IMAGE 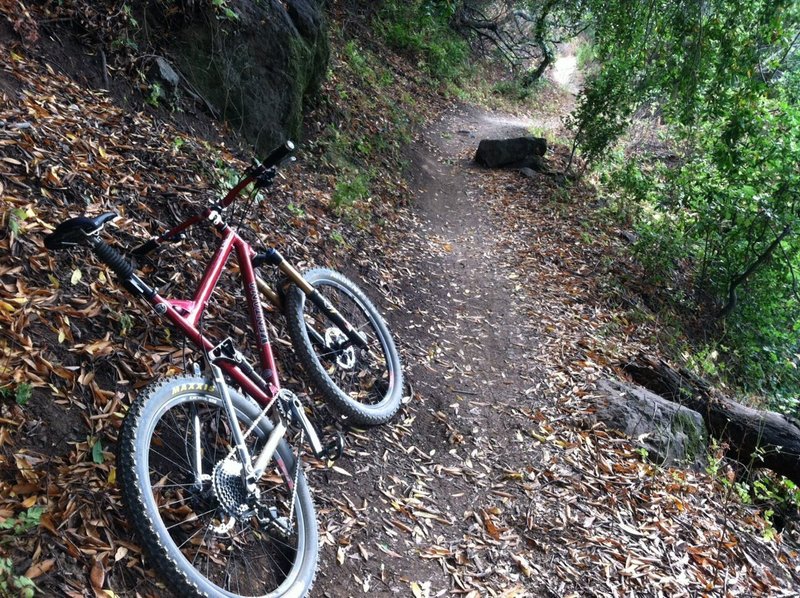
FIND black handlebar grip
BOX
[92,238,134,280]
[262,140,295,169]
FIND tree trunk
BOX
[623,353,800,485]
[717,224,792,318]
[520,49,553,87]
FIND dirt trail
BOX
[405,106,545,414]
[551,44,581,96]
[3,24,797,595]
[314,89,800,597]
[552,55,579,95]
[313,106,558,596]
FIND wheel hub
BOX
[325,328,356,369]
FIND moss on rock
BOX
[160,0,328,156]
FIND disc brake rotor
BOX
[325,327,356,369]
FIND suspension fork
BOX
[253,248,368,348]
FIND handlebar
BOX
[262,140,295,169]
[130,140,296,257]
[47,141,296,264]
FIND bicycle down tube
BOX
[148,219,280,407]
[142,207,367,408]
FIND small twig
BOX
[100,50,109,90]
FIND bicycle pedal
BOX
[321,432,345,462]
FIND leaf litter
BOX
[313,102,800,597]
[0,13,798,598]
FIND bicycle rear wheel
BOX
[118,376,317,598]
[285,268,404,426]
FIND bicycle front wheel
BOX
[286,268,404,426]
[118,376,318,598]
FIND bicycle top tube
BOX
[131,141,294,258]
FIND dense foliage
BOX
[568,1,800,404]
[376,0,470,81]
[450,0,586,85]
[373,0,800,402]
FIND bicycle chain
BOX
[215,387,303,529]
[220,399,274,463]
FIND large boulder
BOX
[593,378,708,467]
[474,136,547,168]
[160,0,328,156]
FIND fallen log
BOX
[623,354,800,485]
[594,378,708,467]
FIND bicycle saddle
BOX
[44,212,118,250]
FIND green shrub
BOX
[332,171,370,211]
[492,80,532,101]
[376,1,469,81]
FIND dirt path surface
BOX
[551,55,580,96]
[312,106,555,596]
[2,30,798,596]
[313,100,800,597]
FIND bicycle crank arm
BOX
[283,392,345,461]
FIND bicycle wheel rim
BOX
[302,279,399,409]
[139,393,309,598]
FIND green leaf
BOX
[15,383,32,406]
[92,439,105,464]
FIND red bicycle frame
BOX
[147,217,280,408]
[118,155,365,411]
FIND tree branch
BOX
[718,223,793,318]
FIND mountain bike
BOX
[43,142,404,597]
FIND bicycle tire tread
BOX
[118,375,317,598]
[285,269,404,426]
[119,376,208,597]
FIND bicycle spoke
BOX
[136,391,306,595]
